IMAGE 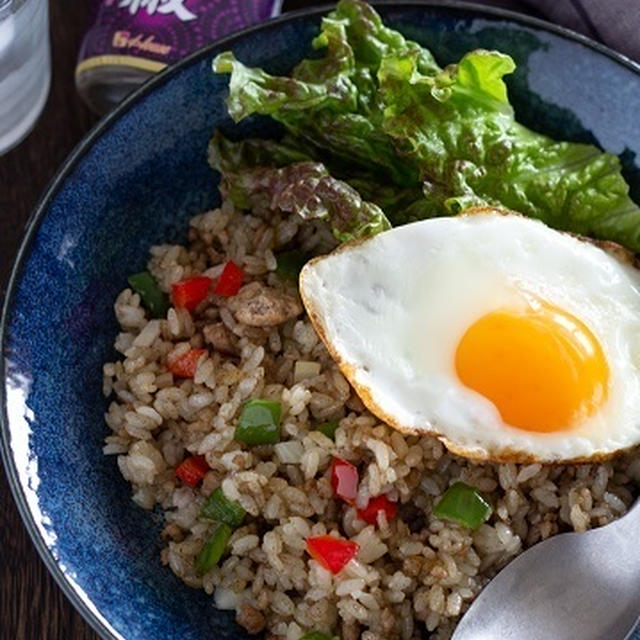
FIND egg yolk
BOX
[454,304,609,433]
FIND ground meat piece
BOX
[230,283,302,327]
[202,322,238,355]
[160,522,185,542]
[236,603,266,634]
[342,619,360,640]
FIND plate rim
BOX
[2,3,640,640]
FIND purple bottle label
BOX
[77,0,281,74]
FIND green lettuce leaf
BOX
[215,159,390,242]
[378,48,640,248]
[208,131,315,174]
[211,0,640,250]
[208,131,436,224]
[212,0,422,186]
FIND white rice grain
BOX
[133,320,161,347]
[336,578,365,597]
[232,535,260,555]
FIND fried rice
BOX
[102,197,640,640]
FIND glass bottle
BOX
[76,0,281,114]
[0,0,51,154]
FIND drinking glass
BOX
[0,0,51,154]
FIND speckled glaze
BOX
[2,4,640,640]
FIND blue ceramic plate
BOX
[3,3,640,639]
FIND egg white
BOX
[300,211,640,462]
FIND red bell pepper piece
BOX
[330,457,359,505]
[357,494,398,526]
[175,455,209,487]
[213,261,244,297]
[167,348,207,378]
[306,535,359,574]
[171,276,212,312]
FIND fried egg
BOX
[299,210,640,463]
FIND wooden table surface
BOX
[0,1,544,638]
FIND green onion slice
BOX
[316,419,339,441]
[195,523,232,574]
[200,487,246,528]
[127,271,169,318]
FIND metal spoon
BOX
[451,499,640,640]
